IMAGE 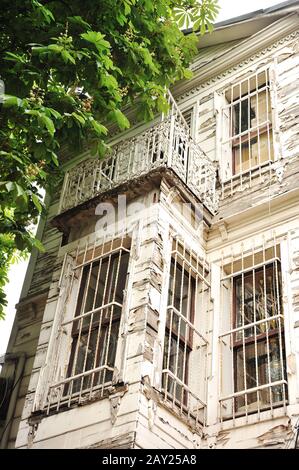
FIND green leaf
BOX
[5,182,15,192]
[183,69,193,79]
[31,194,42,212]
[10,154,24,165]
[15,234,27,251]
[61,50,76,64]
[31,46,49,55]
[32,238,45,252]
[68,16,91,30]
[81,31,110,51]
[4,52,26,63]
[38,115,55,136]
[90,118,108,136]
[98,140,109,158]
[110,109,130,130]
[47,108,62,120]
[32,0,54,24]
[139,48,159,74]
[15,194,28,210]
[3,95,23,108]
[50,151,59,166]
[124,2,131,16]
[15,183,26,197]
[100,73,119,90]
[116,13,127,26]
[48,44,63,53]
[72,112,86,125]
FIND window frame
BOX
[163,259,196,405]
[219,243,288,422]
[44,236,131,414]
[232,263,282,347]
[232,262,286,413]
[160,238,210,427]
[217,66,277,183]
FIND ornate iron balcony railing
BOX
[58,94,218,215]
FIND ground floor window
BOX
[219,241,287,420]
[46,235,130,413]
[161,238,210,426]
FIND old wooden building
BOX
[1,0,299,449]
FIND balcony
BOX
[58,94,218,215]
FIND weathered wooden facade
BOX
[1,1,299,449]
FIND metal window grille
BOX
[162,237,210,427]
[219,235,287,422]
[221,68,274,197]
[45,234,131,413]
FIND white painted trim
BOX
[280,237,298,404]
[207,263,221,427]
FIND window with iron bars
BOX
[219,241,287,421]
[161,239,210,427]
[219,68,274,182]
[45,236,130,413]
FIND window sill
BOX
[221,159,273,184]
[219,402,288,430]
[142,379,205,432]
[40,381,128,417]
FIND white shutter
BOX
[182,108,193,131]
[219,280,234,418]
[188,346,206,406]
[33,254,77,411]
[215,92,232,181]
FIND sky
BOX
[216,0,283,22]
[0,0,283,353]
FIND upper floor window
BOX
[161,239,209,427]
[45,236,131,413]
[219,68,274,180]
[219,242,288,421]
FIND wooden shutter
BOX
[182,108,193,136]
[215,92,232,181]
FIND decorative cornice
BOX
[174,14,299,102]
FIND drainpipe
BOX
[0,352,26,449]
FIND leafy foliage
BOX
[0,0,219,318]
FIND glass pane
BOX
[231,80,273,175]
[162,334,188,402]
[235,272,255,340]
[233,98,255,135]
[67,319,120,394]
[234,336,285,413]
[235,264,281,340]
[168,261,193,321]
